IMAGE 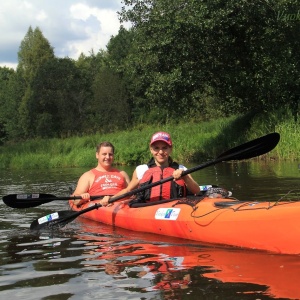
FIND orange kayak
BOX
[69,196,300,255]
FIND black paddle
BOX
[2,194,107,209]
[29,132,280,230]
[2,185,216,209]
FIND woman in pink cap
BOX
[100,132,200,205]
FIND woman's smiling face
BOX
[150,141,172,166]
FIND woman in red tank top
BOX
[71,142,130,206]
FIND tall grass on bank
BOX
[0,111,298,169]
[249,109,299,160]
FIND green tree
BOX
[31,57,88,137]
[106,26,134,76]
[0,67,15,142]
[17,26,55,137]
[0,68,26,141]
[106,27,135,122]
[92,67,130,131]
[75,51,107,134]
[120,0,214,121]
[119,0,299,121]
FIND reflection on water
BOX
[2,221,300,300]
[0,161,299,299]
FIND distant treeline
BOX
[0,0,299,144]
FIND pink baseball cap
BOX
[150,132,172,146]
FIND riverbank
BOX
[0,112,299,169]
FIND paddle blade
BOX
[217,132,280,161]
[30,203,102,230]
[3,193,57,208]
[30,210,80,230]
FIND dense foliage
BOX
[0,0,299,143]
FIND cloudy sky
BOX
[0,0,131,69]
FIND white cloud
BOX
[0,0,130,69]
[70,3,93,20]
[66,3,123,59]
[36,10,48,22]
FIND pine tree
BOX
[17,26,55,138]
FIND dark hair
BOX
[96,141,115,153]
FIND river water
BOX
[0,161,299,300]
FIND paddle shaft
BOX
[3,185,214,208]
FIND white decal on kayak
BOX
[38,212,59,224]
[155,208,180,220]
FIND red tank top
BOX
[88,168,127,196]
